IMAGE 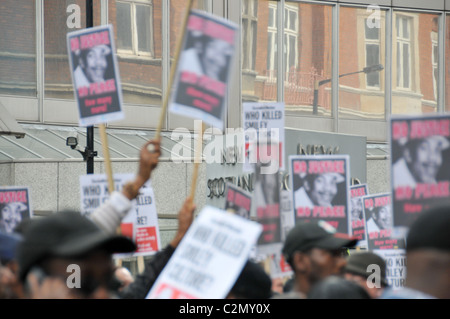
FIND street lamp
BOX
[312,64,384,115]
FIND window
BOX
[365,18,381,88]
[431,34,438,100]
[242,0,258,70]
[267,3,277,74]
[267,3,298,79]
[116,0,153,57]
[396,16,411,89]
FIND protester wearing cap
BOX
[273,220,357,298]
[344,251,389,298]
[16,210,136,299]
[382,205,450,299]
[73,44,111,88]
[393,135,450,187]
[294,172,345,209]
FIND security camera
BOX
[66,136,78,149]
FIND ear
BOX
[292,251,310,273]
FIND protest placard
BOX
[253,162,282,255]
[79,173,161,256]
[146,206,262,299]
[0,186,32,234]
[223,182,252,220]
[350,184,369,247]
[390,114,450,228]
[362,193,405,251]
[243,102,285,173]
[289,155,351,234]
[169,10,238,130]
[67,24,124,127]
[374,249,406,290]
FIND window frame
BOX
[116,0,154,58]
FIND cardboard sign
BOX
[169,10,238,130]
[243,102,285,172]
[146,206,262,299]
[350,184,369,247]
[390,114,450,228]
[79,173,161,256]
[374,249,406,290]
[0,186,32,234]
[67,24,124,127]
[362,193,405,251]
[223,182,252,220]
[253,162,282,255]
[289,155,351,234]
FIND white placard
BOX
[146,206,262,299]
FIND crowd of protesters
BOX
[0,138,449,300]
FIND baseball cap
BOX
[406,205,450,252]
[282,221,358,262]
[17,211,136,281]
[344,251,389,287]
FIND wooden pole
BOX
[99,124,115,194]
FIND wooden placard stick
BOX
[150,0,194,149]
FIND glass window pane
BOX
[44,1,86,100]
[117,2,133,50]
[111,0,162,106]
[392,12,439,114]
[285,2,332,117]
[0,0,37,97]
[365,21,379,40]
[242,0,278,103]
[136,4,151,53]
[339,7,386,120]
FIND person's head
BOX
[344,251,389,298]
[307,275,371,299]
[198,37,232,81]
[403,136,450,184]
[78,44,111,83]
[371,205,392,230]
[404,205,450,299]
[350,197,363,221]
[1,202,27,234]
[227,260,272,299]
[16,210,136,299]
[282,220,357,294]
[303,173,344,207]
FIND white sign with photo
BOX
[79,173,161,256]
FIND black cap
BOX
[406,205,450,253]
[17,211,136,282]
[344,251,389,287]
[229,260,272,299]
[282,221,357,262]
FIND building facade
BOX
[1,0,450,252]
